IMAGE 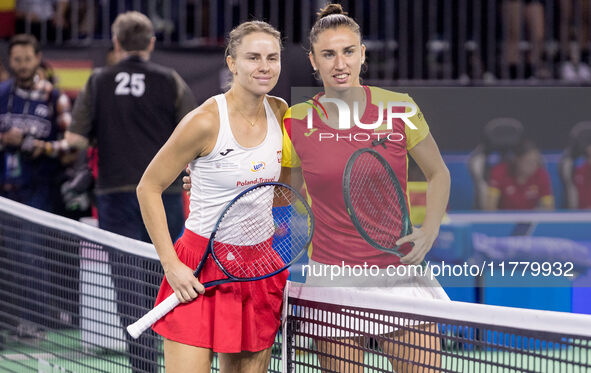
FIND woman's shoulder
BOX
[367,85,413,102]
[266,95,288,113]
[266,95,288,122]
[181,97,220,135]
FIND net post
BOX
[281,280,290,373]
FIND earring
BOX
[312,69,321,80]
[361,61,368,74]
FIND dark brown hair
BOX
[9,34,40,55]
[510,140,541,177]
[515,140,539,158]
[308,3,362,53]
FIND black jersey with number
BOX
[70,55,195,193]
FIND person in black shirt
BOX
[66,11,195,373]
[67,11,194,241]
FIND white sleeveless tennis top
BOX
[185,94,283,237]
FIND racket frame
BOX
[342,148,412,256]
[127,181,314,339]
[200,181,314,286]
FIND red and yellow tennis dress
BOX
[283,86,430,268]
[152,94,288,352]
[283,85,449,322]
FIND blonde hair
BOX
[224,21,282,90]
[225,21,282,61]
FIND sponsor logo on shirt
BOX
[214,161,239,169]
[276,150,282,163]
[0,114,52,138]
[220,148,234,156]
[34,104,49,118]
[236,176,276,187]
[251,161,266,172]
[304,128,318,137]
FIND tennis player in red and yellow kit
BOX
[283,86,433,268]
[281,4,451,373]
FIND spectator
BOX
[65,11,195,373]
[558,0,591,82]
[573,144,591,209]
[485,140,554,210]
[502,0,547,79]
[15,0,69,41]
[559,122,591,208]
[0,33,72,337]
[0,34,71,212]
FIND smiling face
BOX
[309,26,365,90]
[9,44,41,88]
[226,32,281,96]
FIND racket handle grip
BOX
[126,294,180,339]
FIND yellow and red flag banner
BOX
[0,0,16,38]
[46,59,93,99]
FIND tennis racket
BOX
[342,140,413,258]
[127,182,314,339]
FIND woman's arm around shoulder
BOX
[267,95,289,127]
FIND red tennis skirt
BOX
[152,228,288,352]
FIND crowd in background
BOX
[2,1,591,82]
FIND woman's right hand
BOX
[164,260,205,303]
[182,167,192,196]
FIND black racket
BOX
[342,140,413,258]
[127,182,314,338]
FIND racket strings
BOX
[213,185,312,279]
[349,153,405,248]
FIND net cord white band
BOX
[288,282,591,337]
[126,294,180,339]
[0,196,158,259]
[448,211,591,223]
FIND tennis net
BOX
[282,283,591,372]
[3,194,591,373]
[0,196,283,372]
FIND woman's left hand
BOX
[396,227,438,265]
